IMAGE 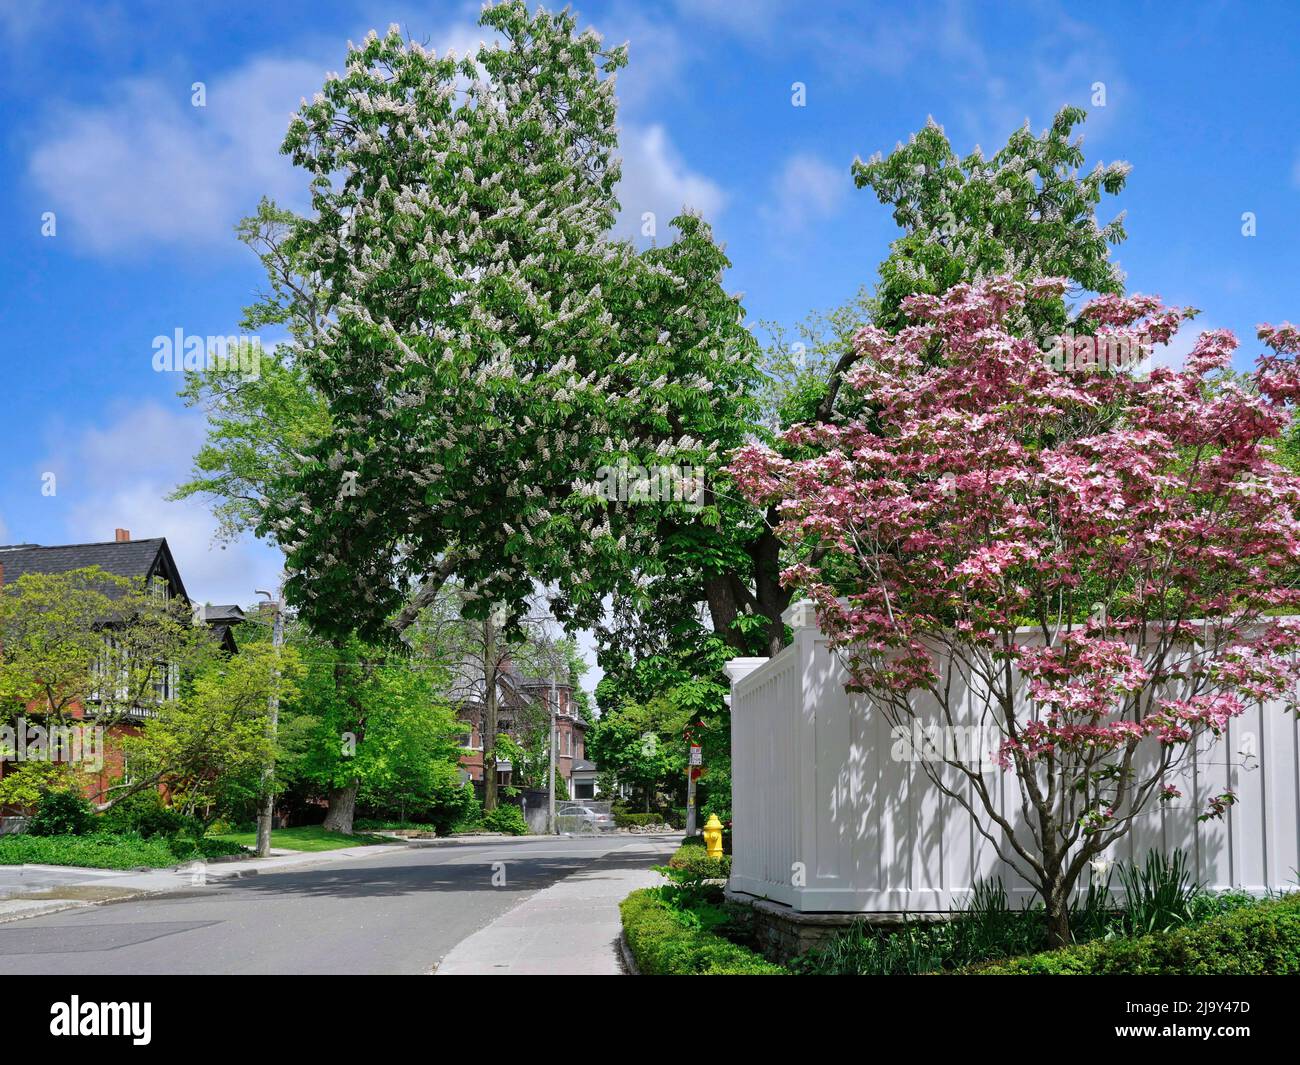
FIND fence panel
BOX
[728,609,1300,913]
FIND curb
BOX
[0,887,171,926]
[398,831,685,848]
[618,931,641,975]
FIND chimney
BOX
[114,529,131,542]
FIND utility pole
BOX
[685,773,698,835]
[686,741,702,835]
[547,673,558,835]
[483,610,500,813]
[255,585,285,859]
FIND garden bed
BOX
[625,843,1296,976]
[968,892,1300,975]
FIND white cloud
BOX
[25,6,486,257]
[28,58,322,255]
[760,153,848,234]
[615,123,727,241]
[38,402,282,606]
[28,22,721,257]
[600,6,694,110]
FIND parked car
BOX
[556,803,616,831]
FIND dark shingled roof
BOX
[202,605,246,623]
[0,538,188,602]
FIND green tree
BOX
[0,566,214,727]
[171,200,330,542]
[229,4,759,652]
[587,696,688,812]
[815,105,1129,421]
[264,622,465,833]
[118,641,298,815]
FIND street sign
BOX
[689,745,702,766]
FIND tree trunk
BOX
[751,522,792,658]
[703,575,745,651]
[1044,888,1072,949]
[703,525,793,659]
[322,780,359,834]
[483,618,499,813]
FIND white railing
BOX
[726,604,1300,913]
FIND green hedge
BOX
[620,888,786,975]
[973,892,1300,974]
[666,838,731,879]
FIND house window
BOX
[151,659,178,703]
[92,635,130,706]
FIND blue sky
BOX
[1,0,1298,674]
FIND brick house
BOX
[456,667,599,799]
[0,530,240,810]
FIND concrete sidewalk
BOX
[434,835,679,975]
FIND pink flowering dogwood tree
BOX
[731,276,1300,944]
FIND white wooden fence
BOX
[726,602,1300,913]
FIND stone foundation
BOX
[726,887,949,966]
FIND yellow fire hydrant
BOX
[702,814,724,860]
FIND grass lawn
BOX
[208,825,388,852]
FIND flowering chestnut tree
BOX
[256,2,758,644]
[732,276,1300,944]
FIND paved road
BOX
[0,836,667,974]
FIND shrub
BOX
[27,789,95,837]
[169,835,246,861]
[620,888,786,975]
[482,805,527,835]
[99,791,201,840]
[666,838,731,880]
[429,781,480,836]
[972,892,1300,975]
